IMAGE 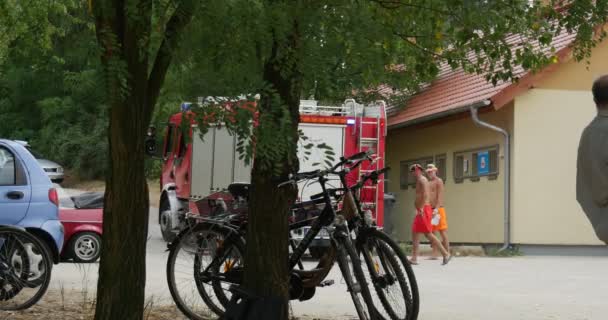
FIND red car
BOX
[59,191,103,263]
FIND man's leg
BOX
[440,230,450,253]
[424,232,449,258]
[429,232,440,259]
[411,232,420,264]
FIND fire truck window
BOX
[178,134,187,158]
[163,125,174,158]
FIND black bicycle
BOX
[167,151,379,319]
[320,165,419,320]
[0,225,53,310]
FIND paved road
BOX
[49,197,608,319]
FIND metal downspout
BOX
[470,101,511,252]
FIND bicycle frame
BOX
[184,151,375,290]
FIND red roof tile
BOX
[388,30,577,128]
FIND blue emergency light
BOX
[181,102,192,112]
[346,119,356,125]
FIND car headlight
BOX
[57,167,64,173]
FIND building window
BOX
[453,145,499,183]
[433,154,447,183]
[400,156,434,189]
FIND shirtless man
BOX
[409,164,451,265]
[427,164,450,259]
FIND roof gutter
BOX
[388,100,492,130]
[470,101,511,253]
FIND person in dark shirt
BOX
[577,74,608,244]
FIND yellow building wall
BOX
[512,39,608,245]
[513,89,604,245]
[537,39,608,91]
[386,105,513,243]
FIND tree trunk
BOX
[95,95,151,320]
[242,17,302,320]
[91,1,195,318]
[92,2,152,319]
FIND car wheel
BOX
[68,232,102,263]
[159,199,177,243]
[10,239,50,288]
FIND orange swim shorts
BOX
[432,207,448,231]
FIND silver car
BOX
[14,140,64,183]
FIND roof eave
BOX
[492,44,574,109]
[388,100,492,130]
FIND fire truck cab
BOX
[153,99,387,256]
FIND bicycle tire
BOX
[166,223,245,319]
[358,229,419,320]
[335,235,376,320]
[0,226,52,310]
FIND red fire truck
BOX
[154,98,387,255]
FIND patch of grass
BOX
[484,245,523,257]
[0,290,198,320]
[398,242,413,255]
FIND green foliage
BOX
[35,96,108,179]
[0,1,109,179]
[1,0,606,179]
[299,130,336,169]
[175,0,607,176]
[0,0,188,180]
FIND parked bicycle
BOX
[323,165,419,320]
[166,151,418,320]
[0,225,53,310]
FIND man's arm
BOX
[591,133,608,207]
[436,178,445,208]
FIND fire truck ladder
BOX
[356,101,385,212]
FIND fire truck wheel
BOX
[159,201,176,243]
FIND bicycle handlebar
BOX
[308,167,390,200]
[351,166,391,191]
[332,150,374,171]
[278,150,374,187]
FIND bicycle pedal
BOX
[317,279,335,287]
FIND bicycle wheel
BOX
[166,223,245,319]
[0,226,52,310]
[335,235,376,320]
[358,229,419,320]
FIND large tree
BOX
[88,1,198,319]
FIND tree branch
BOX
[145,0,197,118]
[369,0,463,22]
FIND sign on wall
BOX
[478,151,490,175]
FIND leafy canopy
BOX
[173,0,607,172]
